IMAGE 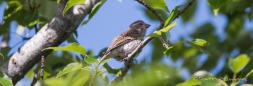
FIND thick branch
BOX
[111,0,196,84]
[1,0,100,84]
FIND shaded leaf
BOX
[207,0,228,16]
[56,63,82,78]
[82,0,107,25]
[103,63,122,75]
[62,0,86,15]
[229,54,250,74]
[44,42,86,55]
[163,46,174,57]
[143,0,170,12]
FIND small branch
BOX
[159,37,169,49]
[30,62,41,86]
[136,0,165,29]
[173,0,196,21]
[110,0,196,84]
[136,0,164,23]
[40,56,45,86]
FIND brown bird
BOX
[98,20,150,65]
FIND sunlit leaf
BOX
[194,39,207,47]
[82,0,107,25]
[229,54,250,74]
[67,69,89,86]
[56,63,82,78]
[160,22,177,32]
[0,73,13,86]
[45,77,64,86]
[84,55,98,64]
[170,40,210,57]
[164,6,181,26]
[148,23,177,38]
[0,53,4,60]
[163,46,174,57]
[62,0,86,15]
[57,0,60,3]
[185,41,211,56]
[143,0,170,12]
[148,31,162,38]
[44,42,86,55]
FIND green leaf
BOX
[62,0,86,15]
[143,0,170,12]
[57,0,61,3]
[44,42,86,55]
[0,53,4,60]
[84,55,98,64]
[56,63,82,78]
[185,40,211,56]
[164,6,181,27]
[163,46,174,57]
[194,39,207,47]
[82,0,107,25]
[0,73,13,86]
[45,77,64,86]
[207,0,227,9]
[148,31,162,38]
[160,22,177,32]
[148,22,177,38]
[229,54,250,74]
[67,69,89,86]
[103,63,122,75]
[207,0,228,16]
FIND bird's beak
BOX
[145,24,151,28]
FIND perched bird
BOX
[98,20,150,65]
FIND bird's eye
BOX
[139,23,143,25]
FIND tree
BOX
[0,0,252,86]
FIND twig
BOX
[136,0,165,29]
[173,0,196,21]
[159,37,169,49]
[136,0,169,49]
[30,62,41,86]
[110,0,196,85]
[40,56,45,86]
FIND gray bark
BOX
[1,0,100,84]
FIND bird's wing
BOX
[104,35,136,55]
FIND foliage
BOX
[0,0,252,86]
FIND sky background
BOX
[0,0,253,86]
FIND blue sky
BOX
[0,0,253,85]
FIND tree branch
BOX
[30,62,40,86]
[0,0,101,84]
[111,0,196,84]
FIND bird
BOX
[98,20,150,65]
